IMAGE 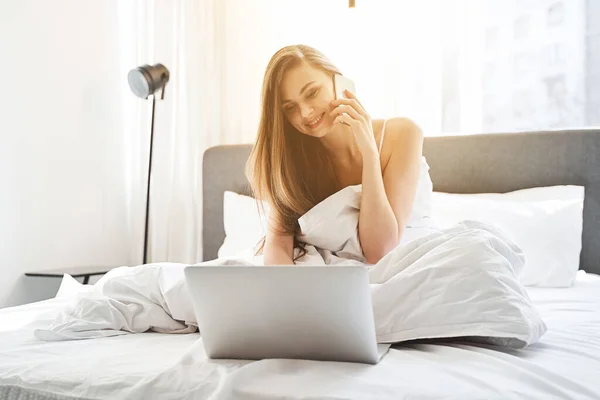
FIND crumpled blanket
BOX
[35,185,546,348]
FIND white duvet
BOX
[35,185,546,349]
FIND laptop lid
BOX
[184,265,383,364]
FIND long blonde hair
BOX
[245,44,342,256]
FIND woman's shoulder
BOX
[373,117,423,166]
[378,116,422,137]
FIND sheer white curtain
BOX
[118,0,223,264]
[146,0,223,264]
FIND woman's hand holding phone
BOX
[330,89,378,161]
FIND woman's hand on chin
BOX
[330,90,379,161]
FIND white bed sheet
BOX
[0,297,200,399]
[1,271,599,400]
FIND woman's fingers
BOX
[331,94,369,120]
[343,89,365,109]
[334,112,357,128]
[330,104,364,122]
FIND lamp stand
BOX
[142,95,157,265]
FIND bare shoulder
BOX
[382,117,423,143]
[375,117,423,169]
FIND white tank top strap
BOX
[378,119,388,153]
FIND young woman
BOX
[246,44,424,265]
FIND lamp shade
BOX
[128,63,170,99]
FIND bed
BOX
[2,129,600,399]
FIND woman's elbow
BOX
[365,254,382,265]
[362,222,404,264]
[364,238,400,264]
[365,250,388,265]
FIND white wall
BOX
[0,1,146,307]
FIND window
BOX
[477,1,589,133]
[513,15,530,40]
[544,43,565,67]
[513,52,532,76]
[544,75,566,99]
[547,2,565,26]
[513,89,533,119]
[483,94,500,127]
[483,62,497,82]
[544,75,568,123]
[486,27,500,49]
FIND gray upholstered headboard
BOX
[202,129,600,274]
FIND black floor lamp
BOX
[127,63,170,264]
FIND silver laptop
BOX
[184,265,387,364]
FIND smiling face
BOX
[280,61,336,138]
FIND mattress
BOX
[1,271,599,400]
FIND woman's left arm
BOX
[359,118,423,264]
[331,92,424,264]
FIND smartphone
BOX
[333,74,356,100]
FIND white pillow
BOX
[218,191,268,258]
[430,185,584,288]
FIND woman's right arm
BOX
[263,210,295,266]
